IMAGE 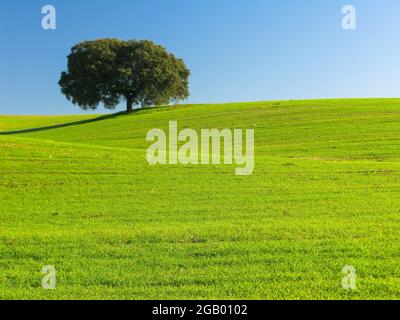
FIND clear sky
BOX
[1,0,400,115]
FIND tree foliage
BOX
[59,39,190,112]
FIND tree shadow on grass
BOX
[0,112,129,135]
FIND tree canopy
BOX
[59,39,190,112]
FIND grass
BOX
[0,98,400,299]
[0,114,100,132]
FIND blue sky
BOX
[1,0,400,115]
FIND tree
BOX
[59,39,190,112]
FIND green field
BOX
[1,99,400,300]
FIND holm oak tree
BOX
[59,39,190,112]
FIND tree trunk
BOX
[126,98,133,113]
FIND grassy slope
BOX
[0,114,99,132]
[0,99,399,299]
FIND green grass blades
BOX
[0,114,100,133]
[1,98,400,299]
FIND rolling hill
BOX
[1,99,400,299]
